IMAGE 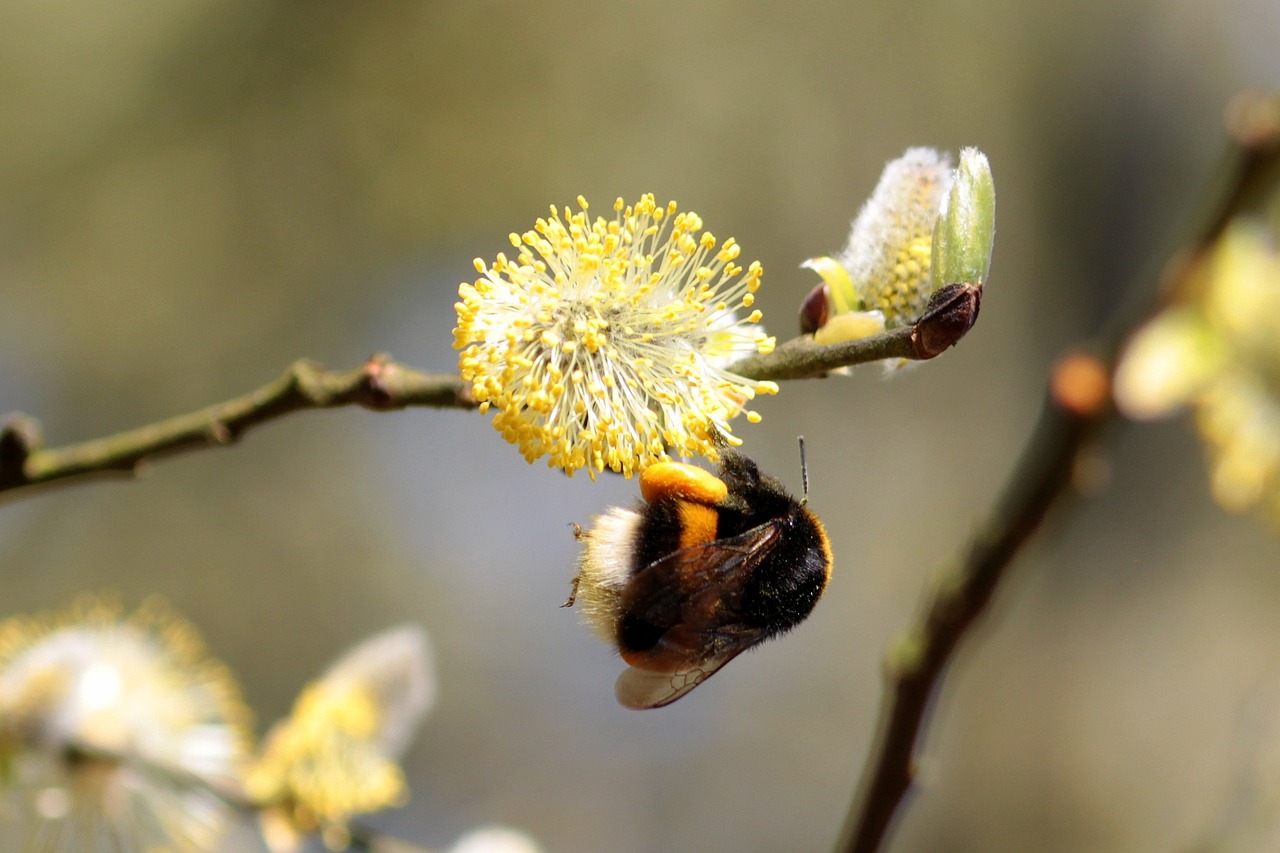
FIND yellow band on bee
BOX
[640,462,729,506]
[676,502,720,551]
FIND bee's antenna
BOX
[798,436,810,503]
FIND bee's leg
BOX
[562,575,581,608]
[563,523,587,607]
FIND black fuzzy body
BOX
[620,450,831,655]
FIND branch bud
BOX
[911,283,983,358]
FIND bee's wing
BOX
[615,642,749,709]
[614,521,785,710]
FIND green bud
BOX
[931,147,995,288]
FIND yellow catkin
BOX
[454,195,776,477]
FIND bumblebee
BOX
[568,444,833,709]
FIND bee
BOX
[567,441,833,709]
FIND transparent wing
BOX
[615,646,749,709]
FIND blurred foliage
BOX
[2,1,1280,851]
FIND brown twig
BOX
[0,355,473,498]
[837,90,1280,853]
[729,326,916,381]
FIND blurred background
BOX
[2,1,1280,851]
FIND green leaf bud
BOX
[931,147,995,289]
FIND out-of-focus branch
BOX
[837,355,1112,853]
[0,285,982,501]
[348,823,443,853]
[837,90,1280,853]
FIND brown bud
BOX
[0,413,43,485]
[798,282,831,336]
[911,282,983,359]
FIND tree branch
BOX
[0,286,981,501]
[729,326,916,381]
[838,360,1111,853]
[837,90,1280,853]
[0,355,473,497]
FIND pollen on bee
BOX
[639,462,729,506]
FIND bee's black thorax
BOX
[711,450,795,536]
[738,507,830,637]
